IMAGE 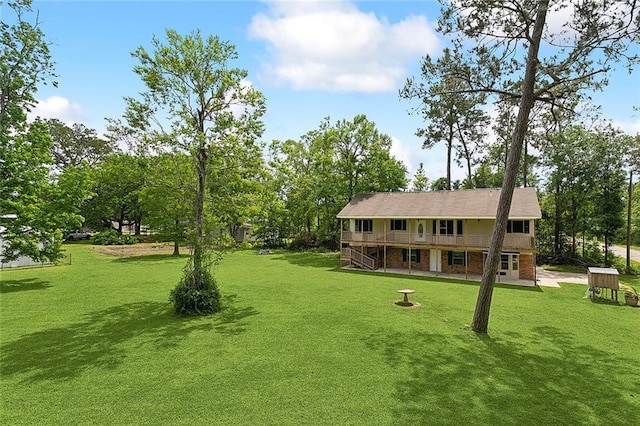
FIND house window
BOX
[439,220,454,235]
[512,254,519,271]
[390,219,407,231]
[500,254,510,270]
[417,223,424,238]
[507,220,530,234]
[448,251,466,266]
[402,249,421,263]
[355,219,373,233]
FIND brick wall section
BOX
[440,251,483,274]
[519,254,535,281]
[384,247,430,271]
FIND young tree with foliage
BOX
[401,48,489,189]
[0,0,85,263]
[141,153,194,256]
[411,163,430,191]
[114,29,266,315]
[432,0,639,333]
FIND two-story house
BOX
[337,187,542,284]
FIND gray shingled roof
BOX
[336,187,541,219]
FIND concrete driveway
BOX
[536,268,588,288]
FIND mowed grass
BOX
[1,246,639,425]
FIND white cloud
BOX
[614,119,640,136]
[389,136,414,172]
[248,0,440,93]
[28,96,85,125]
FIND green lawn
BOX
[1,246,639,425]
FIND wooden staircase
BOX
[341,246,379,270]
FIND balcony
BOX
[341,231,535,251]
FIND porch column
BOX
[464,220,468,280]
[384,219,387,272]
[465,249,468,280]
[409,219,412,275]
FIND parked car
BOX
[65,230,92,241]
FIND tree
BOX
[83,153,147,233]
[115,29,266,315]
[588,126,627,266]
[401,48,489,190]
[624,133,640,273]
[141,153,194,256]
[46,118,115,171]
[411,163,430,191]
[0,0,76,263]
[432,0,640,333]
[269,115,407,247]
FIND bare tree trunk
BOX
[554,179,562,256]
[627,170,633,274]
[193,143,207,280]
[472,0,549,334]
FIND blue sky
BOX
[6,0,640,182]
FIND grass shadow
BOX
[364,326,638,424]
[334,267,543,292]
[1,296,258,384]
[111,253,190,263]
[0,278,52,294]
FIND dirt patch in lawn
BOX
[92,244,190,257]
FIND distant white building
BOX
[0,215,52,269]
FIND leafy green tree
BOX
[83,153,147,234]
[588,126,627,266]
[115,29,265,315]
[141,153,193,256]
[0,0,79,263]
[401,48,489,189]
[432,0,640,333]
[270,115,407,246]
[46,118,115,171]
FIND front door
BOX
[430,249,441,272]
[483,253,520,281]
[416,220,426,242]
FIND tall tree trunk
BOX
[446,126,453,190]
[471,0,549,334]
[193,144,207,282]
[627,170,633,274]
[554,179,562,256]
[173,219,181,257]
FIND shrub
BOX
[93,229,123,245]
[169,261,221,316]
[93,229,138,245]
[289,231,319,250]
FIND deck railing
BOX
[341,231,534,250]
[341,247,376,270]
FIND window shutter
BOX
[415,249,421,263]
[448,251,453,265]
[457,220,463,235]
